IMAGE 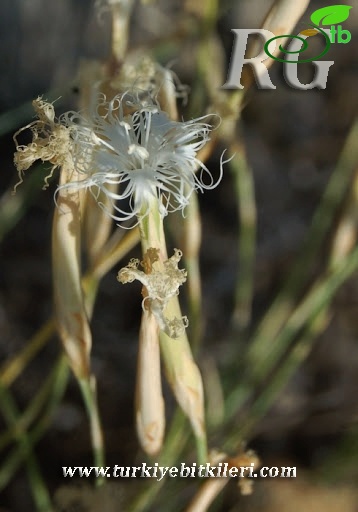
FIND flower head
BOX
[59,92,222,226]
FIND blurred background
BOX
[0,0,358,510]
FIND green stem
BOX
[0,385,53,511]
[0,357,69,494]
[225,244,358,424]
[78,376,105,485]
[183,192,203,351]
[0,356,65,452]
[225,311,330,450]
[230,142,257,331]
[246,118,358,370]
[0,320,55,387]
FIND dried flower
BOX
[58,92,223,226]
[13,97,74,190]
[118,248,188,338]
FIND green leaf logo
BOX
[310,5,352,26]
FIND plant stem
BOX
[0,320,54,387]
[78,376,105,486]
[230,142,257,331]
[225,244,358,436]
[0,357,69,492]
[0,383,54,511]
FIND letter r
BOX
[221,29,277,90]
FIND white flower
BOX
[58,92,224,226]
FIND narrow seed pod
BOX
[52,165,92,379]
[136,308,165,456]
[159,318,205,441]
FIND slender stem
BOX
[0,320,54,387]
[0,356,65,452]
[225,311,330,450]
[230,142,257,331]
[0,383,54,511]
[90,226,140,281]
[182,192,203,351]
[225,244,358,426]
[246,118,358,369]
[78,376,105,485]
[0,356,69,493]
